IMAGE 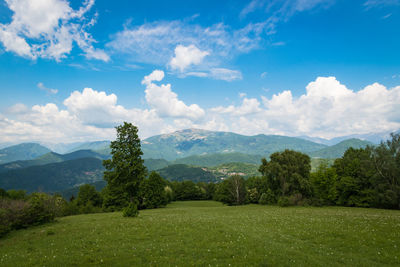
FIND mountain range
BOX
[0,128,378,194]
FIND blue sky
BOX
[0,0,399,144]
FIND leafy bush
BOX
[122,202,139,217]
[258,193,268,205]
[247,188,259,203]
[278,196,290,207]
[25,193,56,226]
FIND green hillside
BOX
[0,157,104,193]
[0,143,51,164]
[1,201,399,266]
[310,138,373,158]
[68,141,111,154]
[207,162,260,178]
[143,158,170,171]
[172,152,263,167]
[142,129,327,160]
[156,164,218,183]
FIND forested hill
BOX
[0,157,104,193]
[309,138,373,158]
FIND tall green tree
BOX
[310,161,337,205]
[333,147,375,207]
[102,122,147,214]
[371,133,400,209]
[259,149,311,204]
[139,172,168,209]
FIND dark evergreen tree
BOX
[102,122,147,215]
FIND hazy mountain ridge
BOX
[309,138,373,159]
[0,129,385,193]
[141,129,327,161]
[0,143,51,164]
[0,150,108,173]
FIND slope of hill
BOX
[0,150,108,173]
[144,158,170,171]
[0,157,104,193]
[0,143,51,164]
[142,129,327,161]
[68,141,111,154]
[207,162,260,179]
[172,152,263,167]
[309,138,373,158]
[156,164,218,183]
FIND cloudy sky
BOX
[0,0,399,144]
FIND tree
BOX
[76,184,102,207]
[214,175,247,205]
[139,172,168,209]
[371,133,400,209]
[102,122,147,214]
[333,147,375,207]
[259,150,311,204]
[310,161,337,205]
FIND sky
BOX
[0,0,399,144]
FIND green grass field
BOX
[1,201,399,266]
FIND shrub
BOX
[278,196,290,207]
[122,202,139,217]
[26,193,56,226]
[258,193,268,205]
[248,188,259,204]
[288,193,303,206]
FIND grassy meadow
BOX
[0,201,399,266]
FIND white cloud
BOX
[209,68,243,81]
[0,0,108,61]
[1,75,400,144]
[142,70,205,120]
[107,20,263,66]
[6,103,28,114]
[240,0,334,35]
[211,97,262,116]
[38,82,58,94]
[364,0,400,8]
[169,44,209,72]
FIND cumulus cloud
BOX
[1,75,400,144]
[142,70,205,120]
[0,0,108,61]
[169,44,209,72]
[211,98,262,116]
[6,103,29,114]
